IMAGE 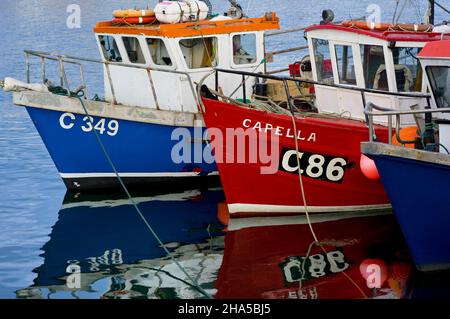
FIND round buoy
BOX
[113,9,155,18]
[360,154,380,180]
[359,258,388,287]
[217,202,230,226]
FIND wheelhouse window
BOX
[98,35,122,62]
[147,38,173,66]
[426,66,450,108]
[392,47,422,92]
[122,36,146,64]
[232,33,257,65]
[334,44,356,85]
[312,38,334,84]
[360,44,388,90]
[179,37,218,69]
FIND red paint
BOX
[215,214,412,299]
[418,40,450,59]
[112,16,156,25]
[305,24,450,42]
[202,98,390,216]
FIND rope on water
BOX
[73,93,212,299]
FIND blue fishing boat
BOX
[362,39,450,271]
[1,2,279,190]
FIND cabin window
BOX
[147,38,173,66]
[360,44,388,91]
[122,37,146,64]
[334,44,357,85]
[232,34,257,65]
[392,47,422,92]
[98,35,122,62]
[426,66,450,108]
[179,37,218,69]
[312,39,334,84]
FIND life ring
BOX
[113,9,155,18]
[342,20,432,32]
[112,16,156,25]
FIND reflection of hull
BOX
[216,213,413,299]
[25,106,218,190]
[31,188,225,288]
[363,142,450,272]
[202,98,390,217]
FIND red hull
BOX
[215,214,413,299]
[202,98,390,216]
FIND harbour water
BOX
[0,0,449,299]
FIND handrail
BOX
[364,102,450,144]
[24,49,199,113]
[214,67,432,99]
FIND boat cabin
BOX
[305,23,450,125]
[93,13,279,112]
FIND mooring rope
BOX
[74,94,212,299]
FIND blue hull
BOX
[370,153,450,271]
[26,107,218,190]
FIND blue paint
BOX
[26,107,217,176]
[371,154,450,271]
[34,189,225,287]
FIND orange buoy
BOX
[360,154,380,180]
[392,126,419,148]
[113,9,155,18]
[217,202,230,226]
[342,20,432,32]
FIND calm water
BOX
[0,0,449,299]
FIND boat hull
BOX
[26,106,218,190]
[201,98,390,217]
[363,142,450,271]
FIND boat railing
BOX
[24,49,198,111]
[365,102,450,145]
[264,16,366,75]
[203,68,432,120]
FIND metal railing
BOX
[198,67,433,127]
[365,102,450,145]
[263,16,366,74]
[24,50,199,112]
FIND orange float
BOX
[342,20,432,32]
[392,126,419,148]
[113,9,155,18]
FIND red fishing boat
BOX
[200,17,449,217]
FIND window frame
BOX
[177,35,219,71]
[330,41,363,87]
[122,35,147,65]
[230,31,261,69]
[97,34,125,63]
[391,44,425,93]
[145,36,177,70]
[426,65,450,108]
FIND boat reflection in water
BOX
[216,211,414,299]
[17,189,415,299]
[16,188,226,299]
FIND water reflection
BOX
[218,212,413,299]
[16,188,225,299]
[17,188,417,299]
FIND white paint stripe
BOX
[228,203,392,214]
[60,171,219,179]
[228,210,392,231]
